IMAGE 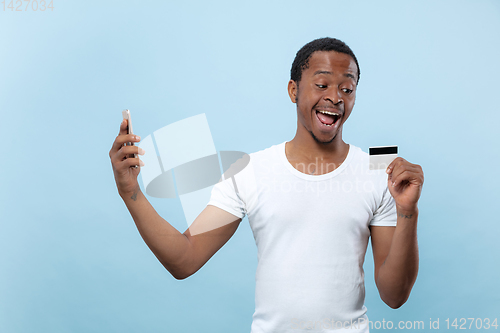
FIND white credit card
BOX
[369,146,398,170]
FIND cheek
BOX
[297,92,315,111]
[345,95,356,113]
[296,100,315,126]
[342,107,353,123]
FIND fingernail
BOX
[392,182,396,187]
[140,160,145,166]
[138,148,145,155]
[135,135,141,141]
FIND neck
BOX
[287,126,349,163]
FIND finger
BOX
[390,160,420,179]
[119,118,128,135]
[112,145,145,163]
[387,158,419,178]
[115,155,145,171]
[389,163,419,184]
[110,134,141,156]
[391,168,423,188]
[386,157,406,174]
[122,156,145,168]
[110,134,139,159]
[389,162,409,180]
[122,145,145,160]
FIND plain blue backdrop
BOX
[1,1,499,332]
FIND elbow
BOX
[168,266,194,280]
[154,243,200,280]
[155,252,196,280]
[377,272,418,309]
[384,297,407,309]
[158,260,192,280]
[168,264,199,280]
[172,272,190,280]
[381,290,411,309]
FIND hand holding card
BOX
[385,156,424,214]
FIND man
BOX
[109,37,423,332]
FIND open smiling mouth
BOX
[316,110,341,127]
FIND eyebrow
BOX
[313,70,356,81]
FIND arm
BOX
[110,119,241,280]
[370,214,418,308]
[370,157,423,308]
[123,190,241,280]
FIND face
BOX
[288,51,358,145]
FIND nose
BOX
[324,87,343,105]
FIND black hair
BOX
[290,37,360,85]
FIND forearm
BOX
[121,186,192,279]
[376,208,419,308]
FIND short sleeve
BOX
[207,176,246,219]
[370,186,397,226]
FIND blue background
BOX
[1,0,499,332]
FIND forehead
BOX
[304,51,358,79]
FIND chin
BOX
[310,131,337,144]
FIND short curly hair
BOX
[290,37,360,85]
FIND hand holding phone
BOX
[122,109,138,165]
[109,109,144,197]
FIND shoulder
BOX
[241,142,284,171]
[348,144,369,163]
[248,142,284,161]
[222,142,283,180]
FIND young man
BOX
[109,38,424,332]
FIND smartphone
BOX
[122,109,138,165]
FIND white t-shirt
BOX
[207,142,397,333]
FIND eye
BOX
[342,88,353,94]
[316,84,327,89]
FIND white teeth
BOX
[318,110,340,116]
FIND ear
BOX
[288,80,298,103]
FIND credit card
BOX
[369,146,398,170]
